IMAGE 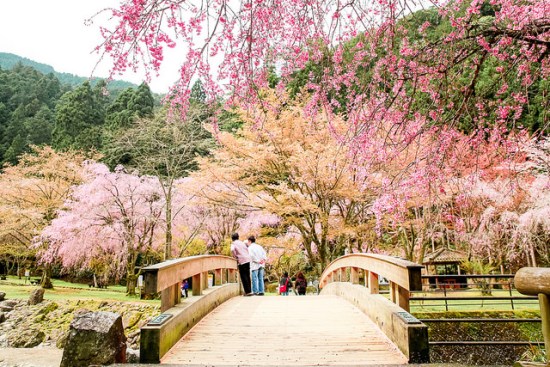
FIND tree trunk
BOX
[126,250,139,295]
[41,265,53,289]
[7,260,15,275]
[126,272,137,295]
[530,245,537,267]
[524,249,532,266]
[164,185,172,260]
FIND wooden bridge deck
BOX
[161,295,407,366]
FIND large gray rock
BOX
[28,288,45,305]
[60,311,126,367]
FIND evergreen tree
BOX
[128,82,154,118]
[25,105,54,146]
[53,81,105,151]
[35,73,62,109]
[105,87,136,129]
[3,134,27,165]
[92,79,110,124]
[190,80,206,104]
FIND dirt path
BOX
[0,348,62,367]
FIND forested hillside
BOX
[0,52,138,90]
[0,62,159,167]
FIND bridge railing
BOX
[140,255,240,363]
[142,254,238,311]
[514,267,550,362]
[319,253,429,363]
[319,253,424,311]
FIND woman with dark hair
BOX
[295,272,307,295]
[279,271,292,296]
[230,232,253,296]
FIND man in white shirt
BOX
[230,233,253,296]
[247,235,267,296]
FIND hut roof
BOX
[423,248,467,264]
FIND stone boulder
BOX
[60,311,126,367]
[0,292,5,301]
[7,328,45,347]
[0,299,18,312]
[28,288,45,305]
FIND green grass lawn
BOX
[409,289,540,312]
[0,275,159,304]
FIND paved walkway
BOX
[0,347,62,367]
[162,295,407,366]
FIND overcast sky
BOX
[0,0,181,93]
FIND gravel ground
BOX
[0,348,62,367]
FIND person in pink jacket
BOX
[230,233,253,296]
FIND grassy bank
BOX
[0,275,159,304]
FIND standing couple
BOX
[230,233,267,296]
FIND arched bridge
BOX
[139,254,429,365]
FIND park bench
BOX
[30,278,40,285]
[88,281,108,289]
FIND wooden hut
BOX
[422,248,468,289]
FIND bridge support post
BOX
[202,271,209,290]
[214,269,223,285]
[388,283,410,311]
[390,282,396,302]
[192,273,203,296]
[368,271,379,294]
[397,285,410,312]
[351,267,360,284]
[161,283,180,312]
[540,293,550,359]
[228,269,236,283]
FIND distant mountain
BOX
[0,52,138,91]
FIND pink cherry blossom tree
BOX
[93,1,548,269]
[86,0,549,277]
[178,176,284,256]
[39,162,165,295]
[94,0,548,137]
[421,136,550,270]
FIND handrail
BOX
[139,255,241,363]
[420,318,541,323]
[423,274,515,279]
[319,253,429,362]
[141,255,238,311]
[319,253,423,311]
[514,267,550,361]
